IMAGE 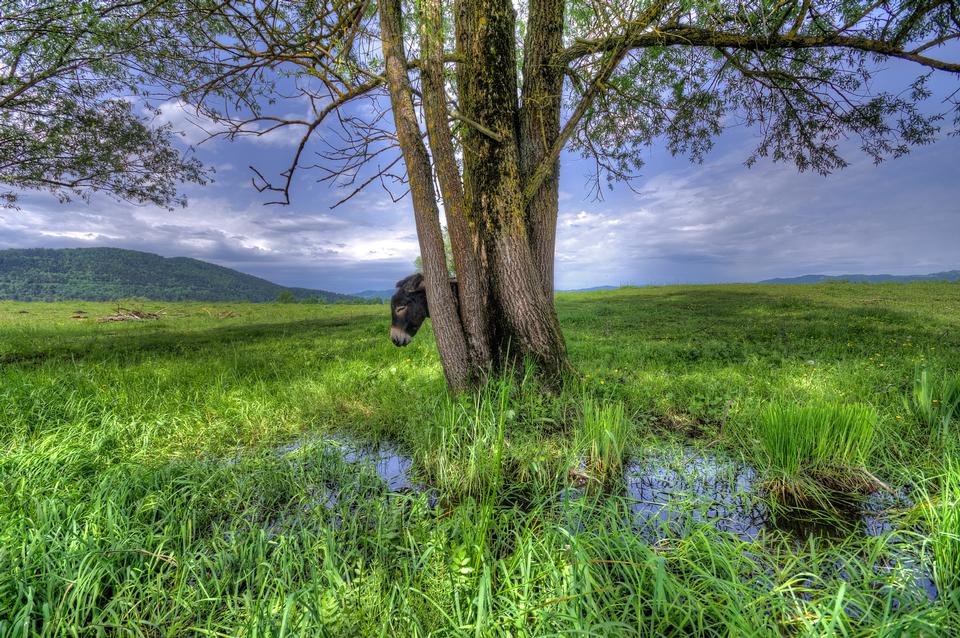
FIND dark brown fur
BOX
[390,273,458,346]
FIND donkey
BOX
[390,273,458,346]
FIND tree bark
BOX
[379,0,472,391]
[418,0,493,375]
[519,0,565,302]
[455,0,569,378]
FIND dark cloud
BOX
[3,92,958,293]
[554,137,959,289]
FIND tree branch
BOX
[523,1,668,205]
[559,26,960,74]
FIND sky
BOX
[2,60,959,294]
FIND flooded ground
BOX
[563,445,937,600]
[558,446,918,545]
[276,433,430,505]
[274,434,936,599]
[279,435,418,492]
[624,447,765,541]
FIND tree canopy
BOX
[107,0,960,204]
[4,1,956,209]
[0,1,208,207]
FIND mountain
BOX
[760,270,960,284]
[563,285,619,292]
[0,248,361,302]
[353,289,395,301]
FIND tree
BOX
[414,227,455,277]
[7,1,959,390]
[0,1,208,207]
[276,290,296,303]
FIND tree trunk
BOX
[454,0,569,378]
[380,0,569,387]
[519,0,565,302]
[418,0,493,375]
[379,0,472,391]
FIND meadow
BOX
[1,282,959,636]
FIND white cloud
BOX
[151,100,227,146]
[5,93,959,294]
[4,187,420,292]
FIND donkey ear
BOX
[396,273,425,292]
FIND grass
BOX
[756,402,878,504]
[920,460,960,612]
[905,365,960,446]
[579,397,630,484]
[0,282,959,635]
[414,374,511,499]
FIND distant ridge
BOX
[353,284,623,298]
[0,247,361,302]
[563,285,619,292]
[760,270,960,284]
[353,289,395,300]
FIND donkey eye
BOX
[396,305,406,312]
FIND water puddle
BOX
[624,447,765,541]
[230,434,435,539]
[265,437,935,600]
[278,434,420,494]
[561,446,936,600]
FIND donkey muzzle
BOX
[390,326,411,347]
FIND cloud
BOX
[4,85,959,295]
[150,99,316,149]
[3,187,420,292]
[554,139,960,288]
[150,100,227,146]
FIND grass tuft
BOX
[904,365,960,446]
[756,401,878,504]
[414,375,511,499]
[579,397,630,484]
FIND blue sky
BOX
[2,57,958,294]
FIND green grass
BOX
[414,374,511,499]
[1,283,959,635]
[756,402,878,504]
[579,397,630,484]
[920,460,960,612]
[905,365,960,446]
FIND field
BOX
[2,283,959,636]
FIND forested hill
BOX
[0,248,360,302]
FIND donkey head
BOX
[390,273,429,346]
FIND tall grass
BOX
[756,402,877,502]
[579,397,630,483]
[905,365,960,445]
[920,461,960,610]
[414,375,511,499]
[2,285,959,634]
